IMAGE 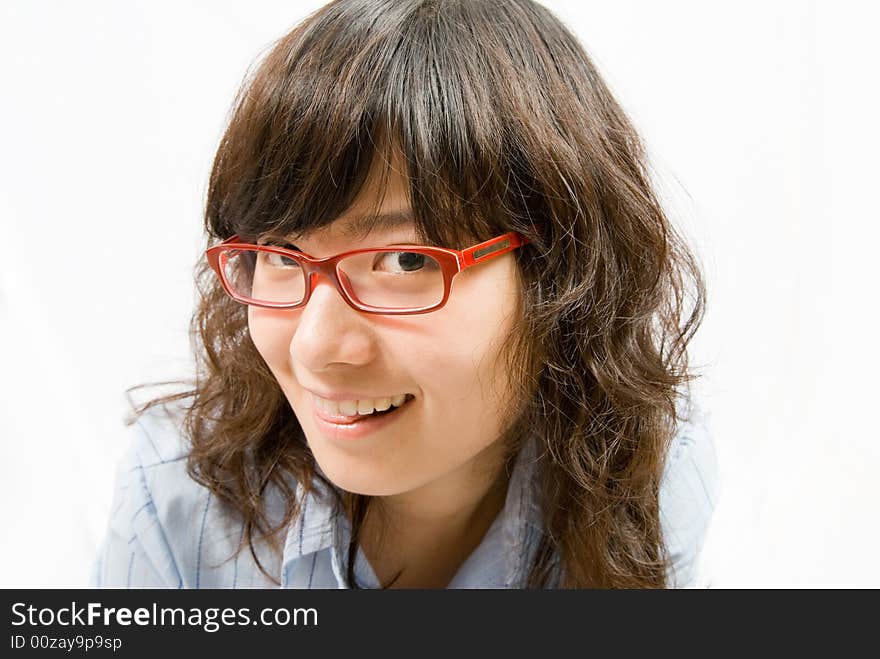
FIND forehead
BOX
[287,158,417,243]
[258,144,426,245]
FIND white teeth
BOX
[314,393,410,417]
[339,400,358,416]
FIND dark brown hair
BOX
[130,0,705,588]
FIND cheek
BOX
[416,286,516,437]
[418,344,506,452]
[248,306,296,375]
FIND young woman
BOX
[92,0,717,589]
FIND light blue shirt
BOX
[90,398,718,588]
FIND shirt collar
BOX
[279,434,544,586]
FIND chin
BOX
[319,468,404,497]
[312,449,430,497]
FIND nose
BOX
[289,272,376,370]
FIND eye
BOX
[262,252,300,268]
[373,251,437,274]
[257,240,302,269]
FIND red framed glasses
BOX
[206,231,531,315]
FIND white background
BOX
[1,1,877,587]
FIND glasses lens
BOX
[223,248,306,304]
[339,250,444,309]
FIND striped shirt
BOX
[90,398,718,588]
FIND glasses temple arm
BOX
[460,232,530,269]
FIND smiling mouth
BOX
[313,394,415,424]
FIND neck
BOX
[360,441,512,588]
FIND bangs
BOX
[206,0,551,252]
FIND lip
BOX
[311,394,414,440]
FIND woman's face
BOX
[248,165,522,500]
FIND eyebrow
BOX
[282,209,417,244]
[255,209,421,249]
[340,210,416,240]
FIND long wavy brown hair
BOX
[130,0,705,588]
